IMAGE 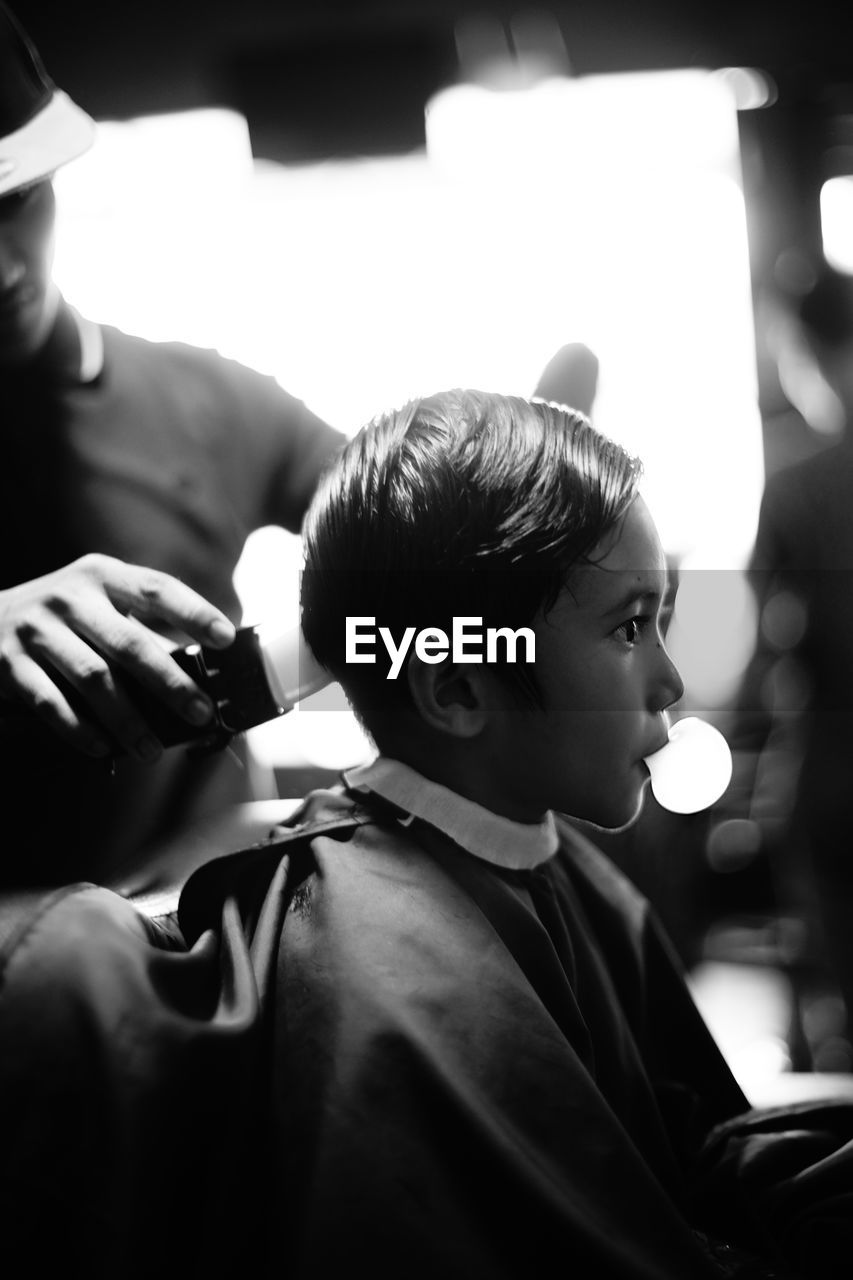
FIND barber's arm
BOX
[0,554,236,762]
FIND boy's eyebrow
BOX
[602,581,668,618]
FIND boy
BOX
[2,391,853,1277]
[281,390,790,1277]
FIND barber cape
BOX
[1,774,852,1279]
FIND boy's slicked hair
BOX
[301,389,642,717]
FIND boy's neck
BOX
[376,733,549,825]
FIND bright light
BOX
[424,68,762,568]
[53,109,255,347]
[425,71,746,179]
[249,702,374,772]
[820,176,853,274]
[688,960,794,1101]
[667,562,759,710]
[714,67,777,112]
[232,525,303,635]
[51,75,763,771]
[644,716,733,814]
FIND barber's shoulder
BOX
[100,323,271,386]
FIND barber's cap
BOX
[0,3,95,198]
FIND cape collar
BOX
[343,755,559,871]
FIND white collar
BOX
[343,756,559,871]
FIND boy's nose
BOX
[654,641,684,712]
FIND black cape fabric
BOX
[1,786,852,1278]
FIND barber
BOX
[0,4,345,886]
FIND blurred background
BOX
[22,0,853,1099]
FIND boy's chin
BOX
[569,784,648,834]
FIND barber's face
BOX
[0,179,59,366]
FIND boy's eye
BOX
[616,616,648,644]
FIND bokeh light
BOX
[821,176,853,275]
[644,716,733,814]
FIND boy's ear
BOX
[406,655,490,738]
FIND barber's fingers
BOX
[67,554,236,649]
[58,603,222,743]
[0,555,238,758]
[0,638,124,758]
[1,616,189,760]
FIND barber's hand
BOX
[0,554,237,761]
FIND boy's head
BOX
[301,389,683,827]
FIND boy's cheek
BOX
[590,775,648,831]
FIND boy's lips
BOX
[643,712,673,761]
[645,732,670,758]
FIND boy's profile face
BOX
[484,496,683,829]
